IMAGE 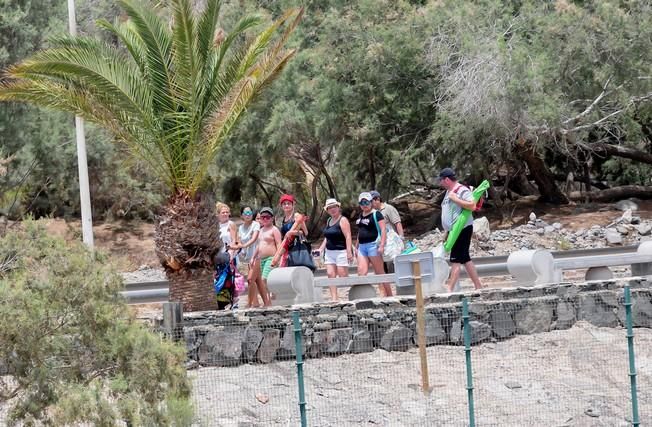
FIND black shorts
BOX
[450,225,473,264]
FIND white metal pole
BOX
[67,0,94,248]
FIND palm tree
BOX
[0,0,302,311]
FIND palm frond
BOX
[117,0,175,115]
[96,19,148,75]
[0,0,303,197]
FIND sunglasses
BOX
[359,200,371,206]
[242,211,253,216]
[260,215,273,220]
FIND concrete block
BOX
[632,241,652,277]
[507,249,555,286]
[267,266,320,305]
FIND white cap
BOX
[358,192,373,202]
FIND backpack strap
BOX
[371,210,382,237]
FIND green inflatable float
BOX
[443,180,491,253]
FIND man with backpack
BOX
[437,167,484,292]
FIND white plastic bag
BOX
[432,243,446,259]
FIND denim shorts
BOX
[358,241,379,258]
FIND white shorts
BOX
[324,249,348,267]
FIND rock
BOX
[257,329,280,363]
[585,408,600,418]
[255,393,269,404]
[553,222,562,230]
[184,328,199,360]
[515,304,552,334]
[505,381,522,389]
[449,320,463,344]
[280,324,306,357]
[474,217,491,241]
[491,310,516,339]
[578,294,619,327]
[314,322,332,331]
[380,325,413,351]
[352,328,373,353]
[616,225,630,235]
[198,327,244,366]
[185,359,199,370]
[466,321,492,344]
[605,229,622,245]
[554,301,576,330]
[615,200,638,212]
[544,225,555,234]
[322,328,353,354]
[529,212,537,221]
[242,326,263,362]
[336,314,349,328]
[620,209,633,224]
[417,314,447,344]
[636,223,652,236]
[632,295,652,328]
[631,216,641,224]
[536,228,545,235]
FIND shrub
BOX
[0,221,192,426]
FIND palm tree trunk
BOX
[155,192,221,311]
[168,269,217,311]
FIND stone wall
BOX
[176,279,652,368]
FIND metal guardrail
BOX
[121,245,643,303]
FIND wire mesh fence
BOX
[170,283,652,426]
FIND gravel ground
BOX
[189,322,652,427]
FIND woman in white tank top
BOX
[216,202,237,256]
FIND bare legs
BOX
[326,264,349,302]
[326,263,338,302]
[247,259,271,307]
[358,255,393,297]
[446,261,484,293]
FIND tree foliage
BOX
[0,222,191,425]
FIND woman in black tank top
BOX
[317,198,353,301]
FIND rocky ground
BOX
[189,322,652,426]
[413,206,651,258]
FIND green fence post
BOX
[292,310,308,427]
[463,297,476,427]
[624,286,640,426]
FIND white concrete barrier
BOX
[507,249,555,286]
[585,266,614,281]
[267,267,321,305]
[632,241,652,277]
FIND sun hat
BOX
[369,190,381,200]
[323,198,341,210]
[259,207,274,216]
[279,194,295,205]
[358,192,373,202]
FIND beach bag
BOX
[287,235,316,271]
[234,271,246,295]
[372,210,404,260]
[213,254,235,307]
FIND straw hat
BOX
[323,198,341,210]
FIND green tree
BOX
[425,0,652,202]
[0,0,303,310]
[0,222,191,425]
[218,0,436,216]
